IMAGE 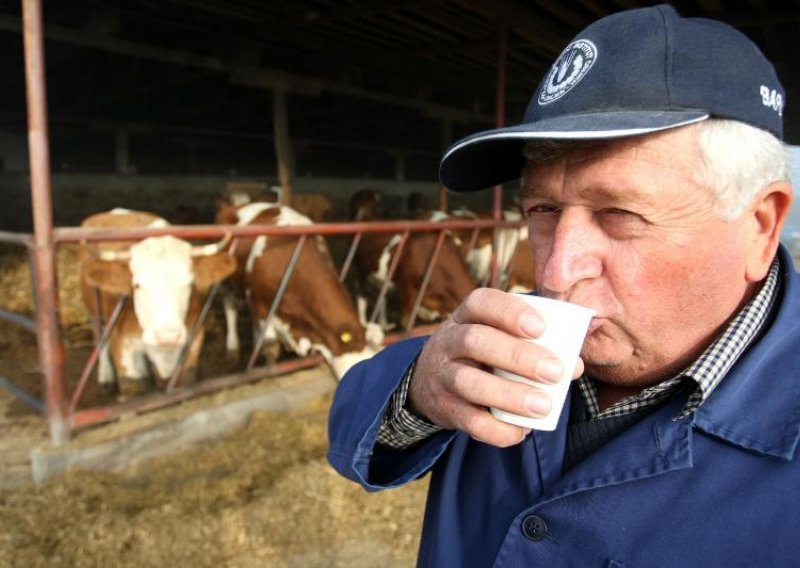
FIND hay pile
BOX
[0,244,92,345]
[0,392,428,567]
[0,245,429,566]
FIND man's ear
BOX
[745,180,793,282]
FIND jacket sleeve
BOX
[327,335,457,490]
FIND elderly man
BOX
[328,5,799,567]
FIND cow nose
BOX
[154,327,184,345]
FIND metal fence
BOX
[0,215,526,442]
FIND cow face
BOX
[128,236,194,349]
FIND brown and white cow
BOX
[450,207,535,293]
[80,209,236,397]
[348,189,476,328]
[215,202,382,378]
[220,187,334,224]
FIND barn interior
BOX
[0,1,799,231]
[0,4,799,562]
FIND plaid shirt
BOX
[377,257,782,449]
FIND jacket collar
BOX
[692,245,800,460]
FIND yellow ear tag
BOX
[340,331,353,344]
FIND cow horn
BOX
[191,232,232,257]
[97,248,132,262]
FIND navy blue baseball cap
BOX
[440,4,786,192]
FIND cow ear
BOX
[193,254,236,291]
[83,258,132,295]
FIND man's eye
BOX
[526,204,560,215]
[598,208,647,237]
[599,207,639,220]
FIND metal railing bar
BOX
[405,230,447,331]
[0,308,37,333]
[167,282,221,391]
[53,218,523,244]
[0,375,44,414]
[339,231,362,283]
[246,235,307,371]
[71,353,326,431]
[369,230,409,325]
[68,294,128,413]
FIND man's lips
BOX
[587,317,602,335]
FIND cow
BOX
[290,193,333,223]
[449,207,535,293]
[350,187,385,221]
[219,185,334,223]
[215,202,383,379]
[79,209,236,398]
[407,191,432,219]
[348,189,476,329]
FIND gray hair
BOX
[695,119,789,219]
[520,119,790,220]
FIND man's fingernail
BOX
[525,393,551,416]
[538,358,563,383]
[519,312,544,337]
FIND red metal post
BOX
[22,0,69,444]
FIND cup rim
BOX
[512,292,596,317]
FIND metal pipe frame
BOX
[23,0,68,445]
[59,217,525,433]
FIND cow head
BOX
[85,234,235,378]
[349,188,383,221]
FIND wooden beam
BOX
[451,0,573,56]
[272,88,294,204]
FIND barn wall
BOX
[0,131,28,173]
[0,173,495,232]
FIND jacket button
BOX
[522,515,548,541]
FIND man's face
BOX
[521,127,757,387]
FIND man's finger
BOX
[452,288,546,339]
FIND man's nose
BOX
[538,212,602,295]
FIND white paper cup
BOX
[490,294,595,431]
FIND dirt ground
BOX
[0,244,430,567]
[0,367,429,568]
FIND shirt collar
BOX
[693,245,800,459]
[677,254,780,416]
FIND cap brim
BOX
[439,110,710,192]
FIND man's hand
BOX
[408,288,584,447]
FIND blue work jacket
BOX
[328,246,800,567]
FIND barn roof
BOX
[1,1,798,180]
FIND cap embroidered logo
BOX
[539,39,597,105]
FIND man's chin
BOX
[581,334,629,367]
[580,345,639,383]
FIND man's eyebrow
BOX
[518,183,648,204]
[518,183,547,199]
